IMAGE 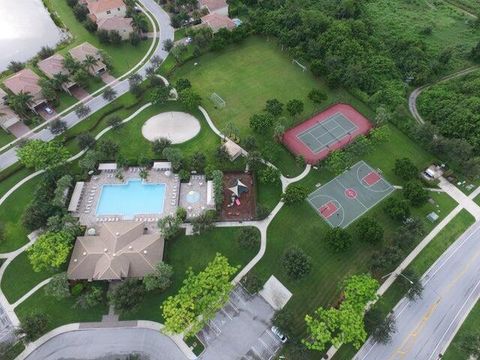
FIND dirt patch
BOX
[220,172,256,221]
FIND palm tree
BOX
[83,55,98,74]
[132,14,148,33]
[62,53,80,73]
[7,91,33,118]
[52,73,70,91]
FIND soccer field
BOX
[171,37,373,176]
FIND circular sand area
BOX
[141,112,201,144]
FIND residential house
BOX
[198,0,229,16]
[86,0,127,22]
[69,42,107,76]
[200,13,235,33]
[0,88,20,132]
[38,54,77,95]
[97,16,134,40]
[67,221,165,281]
[3,69,47,113]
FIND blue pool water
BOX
[96,179,166,218]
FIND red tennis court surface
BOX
[362,171,382,186]
[319,201,338,219]
[282,103,372,164]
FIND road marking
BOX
[426,267,480,360]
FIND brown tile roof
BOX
[67,221,164,281]
[37,54,70,79]
[87,0,126,15]
[201,13,235,32]
[3,69,42,97]
[97,16,133,32]
[199,0,228,12]
[69,42,101,62]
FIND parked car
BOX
[271,326,287,343]
[44,106,54,115]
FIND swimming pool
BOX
[96,179,166,218]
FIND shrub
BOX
[282,246,312,280]
[143,262,174,292]
[403,181,429,207]
[384,197,411,221]
[393,158,418,181]
[355,217,384,244]
[241,273,263,294]
[281,184,308,205]
[237,227,260,249]
[17,313,49,342]
[325,227,352,252]
[152,137,172,154]
[108,279,145,314]
[308,89,328,103]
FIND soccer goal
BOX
[292,59,307,72]
[210,93,226,108]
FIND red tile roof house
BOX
[0,88,21,132]
[198,0,229,16]
[69,42,107,76]
[3,69,47,114]
[97,16,134,40]
[38,54,77,95]
[86,0,127,23]
[200,13,236,33]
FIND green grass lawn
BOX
[1,252,61,304]
[2,342,25,360]
[169,36,374,177]
[365,0,480,71]
[333,209,475,360]
[0,175,42,253]
[15,284,108,340]
[0,129,15,148]
[45,0,153,77]
[121,226,259,322]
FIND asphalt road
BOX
[0,0,174,171]
[355,220,480,360]
[24,328,188,360]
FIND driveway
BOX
[198,286,282,360]
[24,328,189,360]
[0,300,15,345]
[70,86,90,101]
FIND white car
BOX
[271,326,287,343]
[44,106,54,115]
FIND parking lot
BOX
[198,286,283,360]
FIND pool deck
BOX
[74,168,181,231]
[179,174,215,219]
[73,168,215,231]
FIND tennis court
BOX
[297,113,358,153]
[307,161,395,228]
[283,103,372,164]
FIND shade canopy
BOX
[228,179,248,197]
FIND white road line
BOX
[427,276,480,360]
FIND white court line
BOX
[220,307,232,320]
[335,179,369,211]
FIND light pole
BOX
[381,270,413,284]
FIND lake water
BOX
[0,0,64,71]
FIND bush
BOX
[176,78,192,92]
[77,133,96,149]
[152,137,172,154]
[143,262,174,292]
[191,210,216,235]
[71,282,85,296]
[393,158,418,181]
[241,273,263,294]
[259,166,280,184]
[325,227,352,252]
[281,184,308,205]
[108,279,145,314]
[237,227,260,249]
[74,285,105,309]
[403,181,429,207]
[17,313,49,342]
[107,115,123,130]
[282,246,312,280]
[308,89,328,103]
[384,197,411,221]
[355,217,384,244]
[273,309,294,338]
[37,46,54,60]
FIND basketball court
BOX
[283,103,372,164]
[307,161,395,228]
